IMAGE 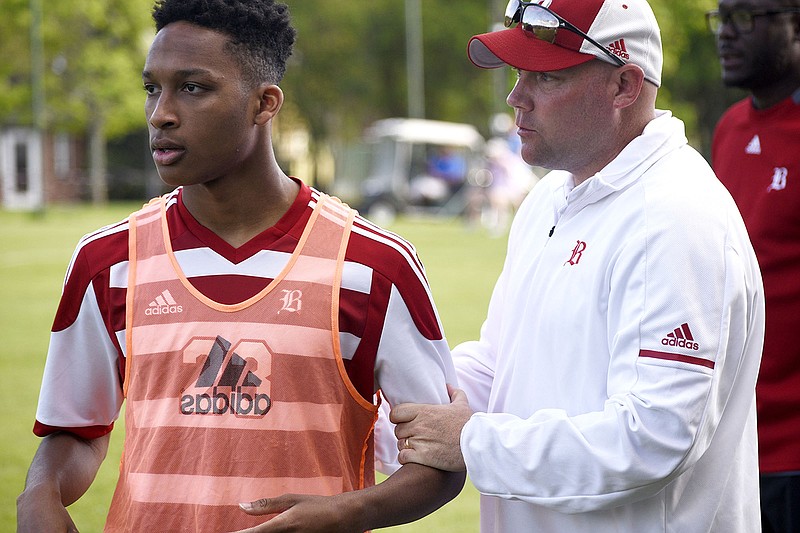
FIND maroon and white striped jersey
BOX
[34,180,455,440]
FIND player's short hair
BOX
[152,0,296,85]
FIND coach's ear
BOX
[612,64,645,109]
[254,83,283,125]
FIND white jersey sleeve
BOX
[35,221,129,438]
[373,284,456,475]
[345,216,457,474]
[36,282,125,432]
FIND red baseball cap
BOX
[468,0,663,86]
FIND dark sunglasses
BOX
[504,0,626,67]
[706,6,800,34]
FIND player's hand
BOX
[390,385,472,472]
[16,487,79,533]
[229,493,362,533]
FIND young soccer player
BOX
[16,1,463,531]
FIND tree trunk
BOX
[89,116,108,204]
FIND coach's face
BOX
[142,21,265,188]
[506,61,620,182]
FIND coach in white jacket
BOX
[390,0,765,531]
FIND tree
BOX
[0,0,153,202]
[281,1,494,142]
[282,0,736,154]
[1,0,739,197]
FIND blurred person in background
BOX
[707,0,800,531]
[428,146,469,193]
[15,0,463,531]
[483,137,538,235]
[388,0,766,531]
[465,138,538,236]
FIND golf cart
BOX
[355,118,487,223]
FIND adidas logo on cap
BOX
[145,289,183,316]
[607,39,630,61]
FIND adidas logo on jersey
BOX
[180,336,271,416]
[145,289,183,315]
[607,39,630,60]
[745,135,761,155]
[661,323,699,351]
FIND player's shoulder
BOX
[67,216,130,282]
[354,210,420,257]
[67,191,180,282]
[717,97,753,129]
[352,210,426,281]
[308,188,427,285]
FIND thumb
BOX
[389,402,419,424]
[447,385,469,406]
[239,495,293,516]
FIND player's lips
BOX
[717,45,744,70]
[151,139,186,166]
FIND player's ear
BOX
[254,83,283,125]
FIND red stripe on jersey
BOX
[353,215,426,278]
[75,217,128,246]
[639,349,715,369]
[54,228,129,332]
[346,270,392,397]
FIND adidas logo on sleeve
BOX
[661,323,699,351]
[640,322,714,370]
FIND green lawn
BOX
[0,204,509,532]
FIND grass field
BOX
[0,204,510,532]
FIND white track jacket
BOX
[455,111,764,532]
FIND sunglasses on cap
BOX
[504,0,626,67]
